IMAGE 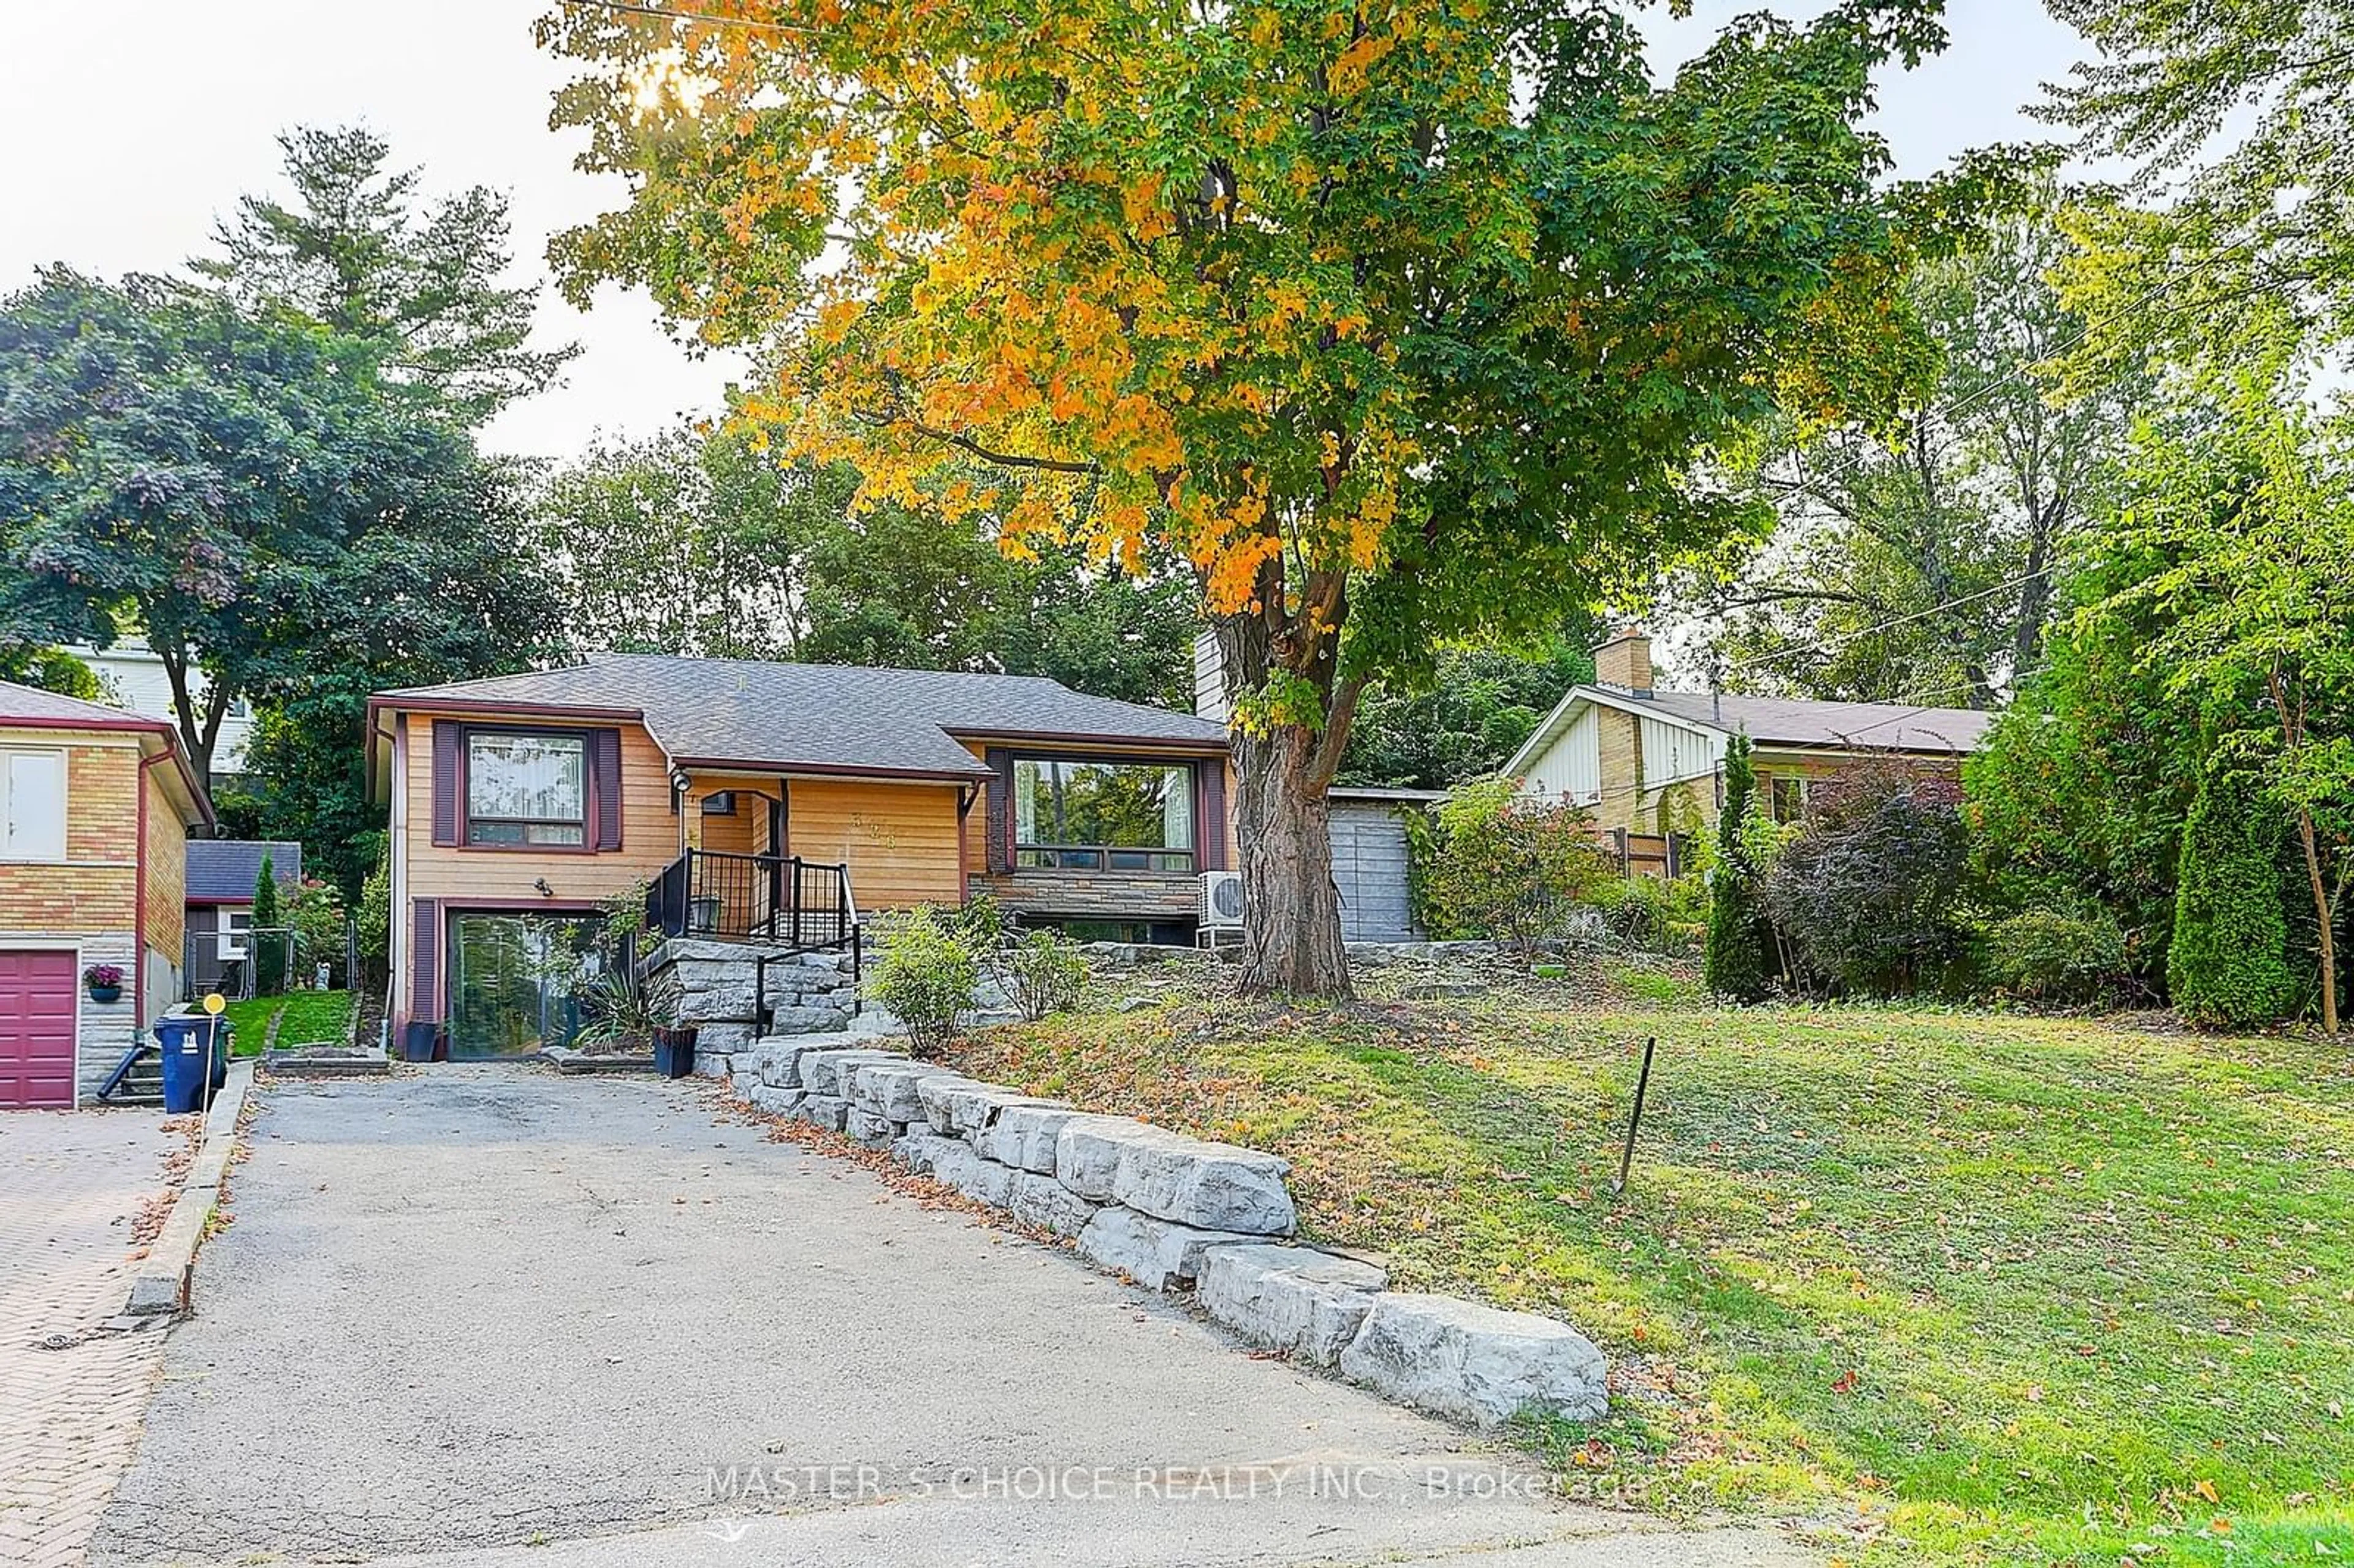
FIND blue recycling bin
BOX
[154,1014,228,1114]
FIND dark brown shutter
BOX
[411,899,441,1022]
[985,748,1013,875]
[590,728,623,850]
[430,721,462,846]
[1197,762,1228,872]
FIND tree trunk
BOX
[2296,806,2339,1035]
[1229,720,1352,999]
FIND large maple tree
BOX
[540,0,1949,995]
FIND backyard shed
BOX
[1328,787,1439,943]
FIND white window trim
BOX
[0,747,69,864]
[218,908,253,962]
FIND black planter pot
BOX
[652,1027,698,1080]
[87,984,122,1005]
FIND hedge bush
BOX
[1704,734,1775,1000]
[2168,767,2295,1028]
[1981,908,2129,1003]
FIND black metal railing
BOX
[647,849,860,952]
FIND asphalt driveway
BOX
[91,1068,1810,1567]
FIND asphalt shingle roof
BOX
[378,655,1228,778]
[1639,689,1995,754]
[188,840,303,904]
[0,678,166,728]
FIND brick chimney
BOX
[1591,625,1654,696]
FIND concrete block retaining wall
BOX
[699,1037,1609,1429]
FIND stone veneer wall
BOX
[691,1030,1610,1429]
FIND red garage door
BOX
[0,950,78,1109]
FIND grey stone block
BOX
[675,981,760,1022]
[1054,1116,1182,1203]
[975,1103,1080,1173]
[1008,1171,1098,1238]
[799,1047,905,1096]
[794,1094,847,1132]
[919,1079,1055,1138]
[744,1084,806,1117]
[767,1004,854,1035]
[925,1139,1016,1208]
[849,1060,968,1123]
[691,1049,735,1081]
[891,1131,961,1174]
[843,1108,896,1147]
[1197,1244,1387,1368]
[1072,1206,1260,1292]
[1111,1135,1295,1236]
[1337,1293,1607,1426]
[694,1021,760,1053]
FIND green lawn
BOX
[942,967,2354,1567]
[220,989,354,1057]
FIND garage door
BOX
[0,950,78,1108]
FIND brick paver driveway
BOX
[0,1111,186,1568]
[93,1070,1811,1567]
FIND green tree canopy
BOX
[1682,201,2143,708]
[194,124,578,424]
[538,0,1960,994]
[533,425,1195,707]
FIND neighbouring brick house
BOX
[366,656,1232,1058]
[0,680,214,1108]
[1504,628,1996,871]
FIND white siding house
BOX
[62,637,253,775]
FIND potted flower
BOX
[83,964,124,1005]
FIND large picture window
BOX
[467,732,587,847]
[1015,758,1194,872]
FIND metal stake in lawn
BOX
[1610,1035,1658,1196]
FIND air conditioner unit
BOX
[1199,870,1245,929]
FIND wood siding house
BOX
[0,680,213,1108]
[1505,630,1996,872]
[367,657,1231,1056]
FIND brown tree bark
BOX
[2295,806,2339,1036]
[1212,594,1359,1000]
[1229,720,1353,998]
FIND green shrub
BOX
[871,907,980,1057]
[1982,908,2128,1003]
[991,926,1090,1021]
[2168,767,2295,1028]
[1585,874,1708,956]
[1414,775,1612,951]
[1704,734,1775,1002]
[284,878,346,983]
[357,849,391,973]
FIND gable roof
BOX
[0,677,215,828]
[1505,682,1997,779]
[1639,690,1997,753]
[188,839,303,904]
[370,655,1228,782]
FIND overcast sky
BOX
[0,0,2090,463]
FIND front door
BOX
[445,914,601,1060]
[0,950,78,1108]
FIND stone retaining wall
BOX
[709,1040,1609,1428]
[644,939,862,1062]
